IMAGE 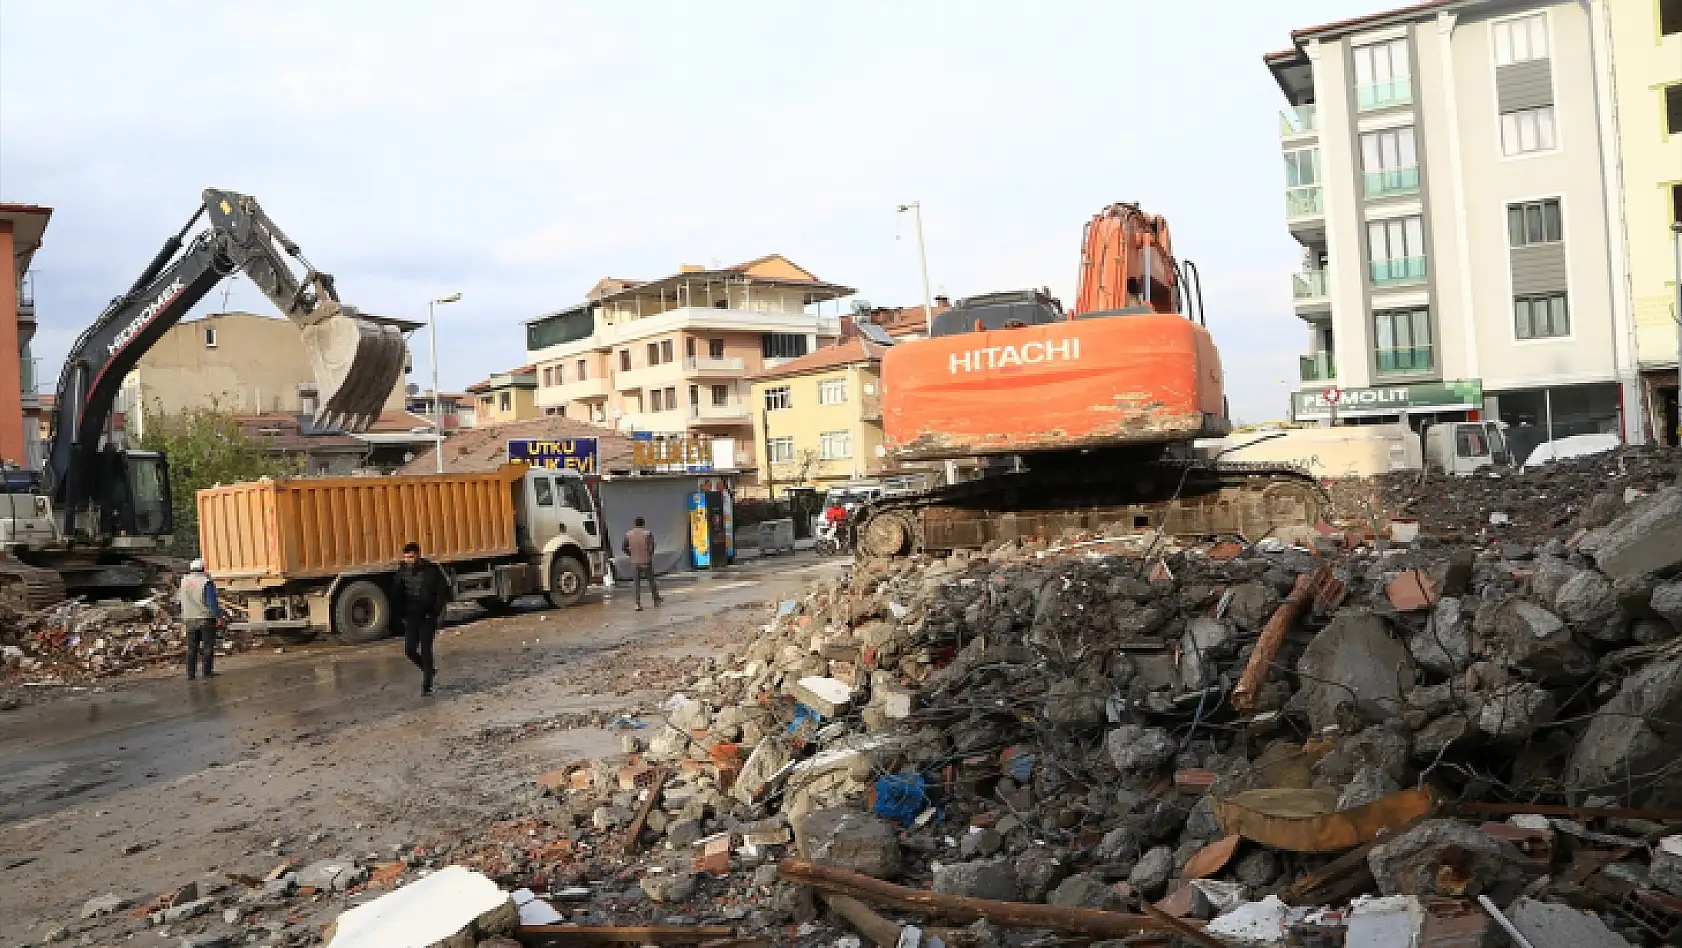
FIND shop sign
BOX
[507,437,599,473]
[1291,380,1483,419]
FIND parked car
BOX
[1521,433,1621,471]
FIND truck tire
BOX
[334,580,392,644]
[546,556,588,609]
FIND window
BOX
[542,367,553,386]
[1501,106,1556,156]
[646,342,659,366]
[651,389,664,412]
[764,385,791,411]
[499,392,511,412]
[533,477,554,507]
[819,431,852,459]
[689,385,699,408]
[1493,14,1549,66]
[712,384,730,407]
[1353,38,1410,86]
[1507,199,1563,247]
[660,339,674,363]
[1666,85,1682,136]
[1515,293,1570,339]
[203,327,217,347]
[1373,308,1434,373]
[1361,127,1417,171]
[1367,216,1427,282]
[818,378,847,405]
[1283,148,1320,187]
[762,333,809,359]
[664,386,676,410]
[1673,184,1682,226]
[685,338,696,359]
[768,436,795,463]
[708,338,725,359]
[576,359,588,381]
[1662,0,1681,36]
[1456,427,1491,458]
[560,478,592,513]
[618,350,631,372]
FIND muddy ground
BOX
[0,555,842,942]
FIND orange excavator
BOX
[852,202,1326,558]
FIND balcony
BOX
[1357,77,1413,111]
[1285,186,1324,220]
[1375,345,1434,375]
[683,355,745,377]
[687,402,750,423]
[1299,352,1336,382]
[1370,256,1428,287]
[542,376,610,405]
[1280,105,1318,137]
[1291,270,1329,301]
[16,271,34,321]
[1363,166,1420,198]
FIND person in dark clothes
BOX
[178,558,220,680]
[391,541,450,695]
[622,517,662,610]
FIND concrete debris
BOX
[323,865,515,947]
[1508,897,1637,948]
[1367,820,1527,900]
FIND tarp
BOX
[597,476,703,577]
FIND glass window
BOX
[1514,293,1570,339]
[711,384,730,407]
[660,339,674,363]
[499,392,511,412]
[618,350,631,372]
[651,389,663,412]
[576,359,587,380]
[818,379,847,405]
[1664,0,1682,36]
[1501,106,1556,156]
[129,456,168,536]
[646,342,659,365]
[533,477,554,507]
[1507,199,1563,247]
[1456,427,1491,457]
[1360,127,1416,171]
[685,337,696,359]
[708,338,726,359]
[203,327,217,347]
[764,385,791,411]
[560,478,592,513]
[820,431,852,459]
[542,367,553,386]
[1353,38,1410,85]
[1366,216,1425,260]
[1666,85,1682,135]
[1284,148,1319,187]
[768,436,795,463]
[762,333,809,359]
[1494,14,1549,66]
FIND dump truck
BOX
[198,464,606,643]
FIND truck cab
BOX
[514,467,607,604]
[1422,421,1512,475]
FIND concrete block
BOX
[1294,612,1416,731]
[1508,897,1635,948]
[1593,487,1682,579]
[792,676,854,718]
[324,865,516,947]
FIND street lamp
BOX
[897,202,936,336]
[1672,222,1682,447]
[428,292,462,473]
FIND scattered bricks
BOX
[535,768,574,792]
[1387,571,1437,612]
[1175,769,1217,794]
[569,768,593,791]
[693,833,732,875]
[1418,900,1496,948]
[707,742,742,770]
[1593,487,1682,579]
[618,762,657,791]
[792,676,854,718]
[366,862,405,888]
[1207,541,1245,562]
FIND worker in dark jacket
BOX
[391,541,450,695]
[622,517,662,610]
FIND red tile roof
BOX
[749,337,885,382]
[399,416,637,475]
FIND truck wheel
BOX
[546,556,587,608]
[333,580,391,644]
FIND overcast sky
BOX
[1,0,1379,422]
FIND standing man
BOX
[392,541,450,695]
[622,516,662,610]
[179,558,220,680]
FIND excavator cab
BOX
[87,449,172,544]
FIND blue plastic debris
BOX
[1004,752,1035,782]
[873,773,927,826]
[787,704,821,733]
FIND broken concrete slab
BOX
[1105,724,1176,787]
[732,735,792,804]
[325,866,515,947]
[1206,895,1289,947]
[1408,598,1470,677]
[1347,895,1425,948]
[794,808,902,880]
[1593,487,1682,579]
[1488,598,1592,686]
[1127,845,1174,899]
[80,894,133,919]
[1564,657,1682,806]
[1554,570,1616,627]
[792,676,855,718]
[1047,872,1130,912]
[1508,897,1635,948]
[932,856,1019,901]
[1367,820,1527,900]
[1293,611,1416,732]
[1649,835,1682,896]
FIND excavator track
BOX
[852,457,1328,559]
[0,558,68,613]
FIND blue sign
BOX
[508,437,599,474]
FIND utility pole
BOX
[1673,222,1682,446]
[897,202,935,336]
[428,293,462,473]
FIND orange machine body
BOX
[882,313,1227,461]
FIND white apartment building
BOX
[1267,0,1649,447]
[523,256,854,467]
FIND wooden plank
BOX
[622,770,668,857]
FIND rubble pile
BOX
[0,597,251,683]
[414,445,1682,945]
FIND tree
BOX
[138,403,305,556]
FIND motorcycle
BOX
[814,516,850,556]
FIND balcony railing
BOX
[1370,256,1428,286]
[1357,77,1413,111]
[687,402,750,422]
[683,355,745,375]
[1285,186,1324,220]
[1280,105,1318,136]
[1375,345,1434,374]
[1292,270,1328,300]
[1363,166,1420,198]
[1299,352,1336,382]
[17,272,33,308]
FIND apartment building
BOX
[466,367,539,426]
[524,255,854,466]
[1608,0,1682,441]
[116,312,413,441]
[406,389,472,431]
[1267,0,1641,442]
[748,338,889,493]
[0,203,50,469]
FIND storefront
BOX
[1290,380,1484,428]
[1484,382,1623,463]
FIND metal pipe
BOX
[898,202,935,336]
[1673,222,1682,445]
[428,293,462,473]
[1477,895,1538,948]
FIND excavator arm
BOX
[44,188,406,534]
[1073,202,1182,316]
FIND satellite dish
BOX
[859,323,895,346]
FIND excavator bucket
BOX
[300,313,407,432]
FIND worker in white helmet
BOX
[178,558,221,680]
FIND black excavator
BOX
[0,189,408,608]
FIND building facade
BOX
[0,203,51,469]
[117,311,411,440]
[748,338,889,493]
[1268,0,1642,442]
[466,367,539,426]
[524,256,854,468]
[1607,0,1682,440]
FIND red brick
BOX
[1387,570,1437,612]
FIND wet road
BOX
[0,555,839,825]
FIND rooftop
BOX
[1264,0,1467,103]
[399,416,636,475]
[595,254,855,309]
[750,337,887,382]
[0,202,53,273]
